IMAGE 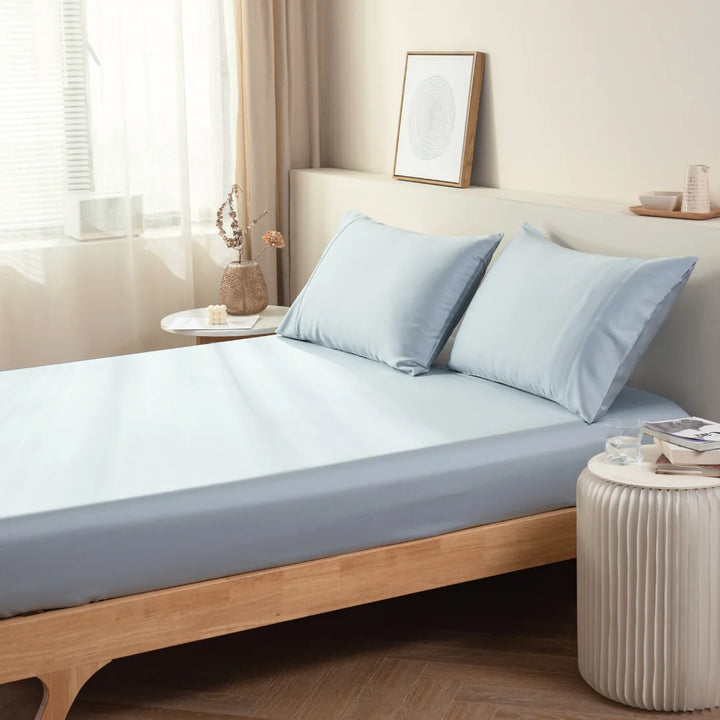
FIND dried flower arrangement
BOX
[216,184,284,263]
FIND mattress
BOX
[0,336,683,617]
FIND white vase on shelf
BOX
[681,164,710,213]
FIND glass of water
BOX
[604,418,643,465]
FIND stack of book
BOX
[644,417,720,477]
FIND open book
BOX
[644,417,720,451]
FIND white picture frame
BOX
[394,52,485,188]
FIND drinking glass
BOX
[604,418,643,465]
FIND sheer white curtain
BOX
[0,0,238,370]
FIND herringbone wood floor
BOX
[2,561,718,719]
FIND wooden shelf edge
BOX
[629,205,720,221]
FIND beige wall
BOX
[319,0,720,204]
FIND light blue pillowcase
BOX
[448,223,697,422]
[277,211,502,375]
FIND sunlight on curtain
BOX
[0,0,237,370]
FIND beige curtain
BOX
[233,0,321,306]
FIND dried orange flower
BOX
[262,230,285,249]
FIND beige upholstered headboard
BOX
[290,169,720,418]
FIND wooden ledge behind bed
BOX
[0,507,575,720]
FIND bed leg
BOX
[34,660,109,720]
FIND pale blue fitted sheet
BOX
[0,336,683,617]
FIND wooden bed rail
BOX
[0,507,576,720]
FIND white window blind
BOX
[61,0,93,193]
[0,0,236,241]
[0,0,83,234]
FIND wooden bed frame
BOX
[0,506,576,720]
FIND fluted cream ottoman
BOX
[577,446,720,711]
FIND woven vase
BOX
[219,261,269,315]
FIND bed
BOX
[0,335,684,620]
[0,338,684,718]
[1,172,719,720]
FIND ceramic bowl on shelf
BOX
[639,191,682,212]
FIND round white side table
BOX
[161,306,288,345]
[577,446,720,712]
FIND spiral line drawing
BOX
[408,75,455,160]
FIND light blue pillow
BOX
[448,223,697,422]
[278,211,502,375]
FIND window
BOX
[0,0,236,242]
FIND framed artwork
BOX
[393,51,485,188]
